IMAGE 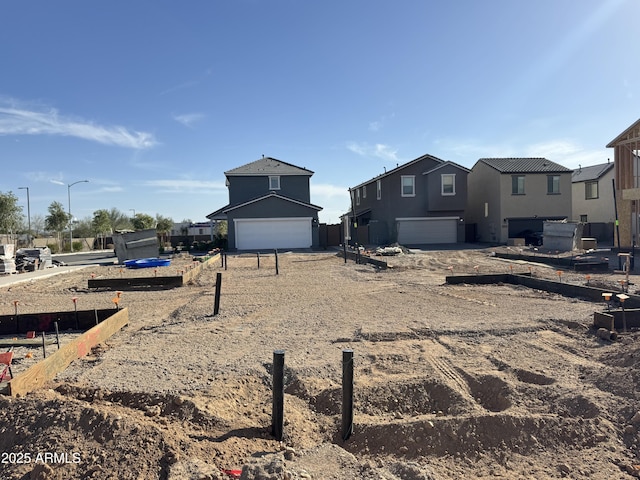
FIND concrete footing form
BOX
[0,308,129,397]
[446,272,640,332]
[87,254,220,290]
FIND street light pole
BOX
[18,187,31,247]
[68,180,89,252]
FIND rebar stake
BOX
[213,273,222,316]
[272,350,285,441]
[342,349,354,441]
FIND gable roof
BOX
[351,153,446,190]
[224,157,314,176]
[206,192,322,219]
[606,118,640,148]
[422,160,471,175]
[477,158,572,174]
[572,162,614,183]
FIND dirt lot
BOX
[1,248,640,479]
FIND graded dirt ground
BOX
[0,248,639,479]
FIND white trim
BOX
[401,175,415,197]
[396,216,459,221]
[422,161,471,175]
[269,175,281,190]
[234,217,313,223]
[441,173,456,196]
[223,192,322,213]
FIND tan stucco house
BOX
[571,162,615,242]
[467,158,573,244]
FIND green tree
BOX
[31,214,45,239]
[107,208,132,232]
[92,209,112,249]
[45,201,70,251]
[155,214,173,246]
[132,213,155,231]
[214,220,228,237]
[73,216,94,238]
[0,191,24,242]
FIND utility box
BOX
[543,221,583,252]
[113,229,159,264]
[581,238,597,250]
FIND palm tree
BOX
[155,214,173,247]
[92,209,112,249]
[107,208,132,232]
[45,201,70,251]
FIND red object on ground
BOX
[221,469,242,478]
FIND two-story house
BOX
[607,118,640,248]
[206,157,323,250]
[347,153,469,246]
[467,158,572,244]
[571,162,615,243]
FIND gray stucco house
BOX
[207,157,323,250]
[467,158,572,244]
[347,153,470,246]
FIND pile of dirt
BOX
[1,249,640,479]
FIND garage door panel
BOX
[397,218,458,245]
[235,218,312,250]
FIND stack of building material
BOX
[15,247,52,271]
[0,244,16,274]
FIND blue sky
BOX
[1,0,639,226]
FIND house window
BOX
[512,175,525,195]
[376,180,381,200]
[441,174,455,195]
[580,214,588,223]
[401,176,415,197]
[547,175,560,194]
[269,176,280,190]
[356,188,360,206]
[585,181,598,199]
[362,185,366,198]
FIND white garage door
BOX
[397,217,458,245]
[235,218,312,250]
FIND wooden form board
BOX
[6,308,129,397]
[593,309,640,330]
[87,253,220,290]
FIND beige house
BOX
[467,158,572,244]
[607,119,640,247]
[571,162,615,242]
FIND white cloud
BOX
[0,99,157,149]
[347,142,399,162]
[311,183,348,198]
[435,136,609,170]
[143,179,227,193]
[173,113,205,128]
[525,140,609,169]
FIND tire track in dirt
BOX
[420,339,472,397]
